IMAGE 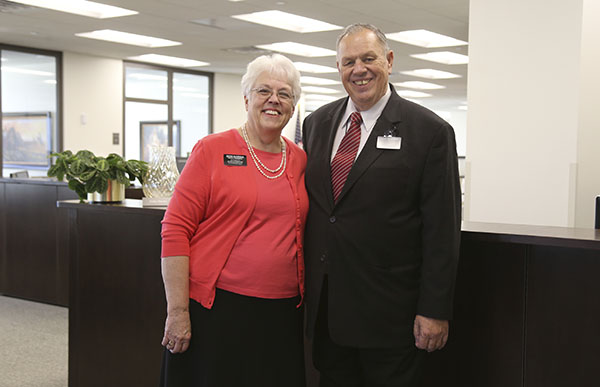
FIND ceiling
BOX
[0,0,469,112]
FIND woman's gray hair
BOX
[241,54,302,105]
[336,23,390,59]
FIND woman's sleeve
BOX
[161,140,211,258]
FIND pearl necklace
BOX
[241,123,287,180]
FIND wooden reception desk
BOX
[57,200,600,387]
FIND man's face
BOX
[337,29,394,111]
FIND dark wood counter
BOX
[0,177,79,305]
[58,199,600,387]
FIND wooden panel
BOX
[68,207,166,387]
[423,241,527,387]
[4,183,58,303]
[525,246,600,387]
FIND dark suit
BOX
[302,85,461,349]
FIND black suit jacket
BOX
[302,85,461,348]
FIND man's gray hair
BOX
[241,54,301,105]
[336,23,390,59]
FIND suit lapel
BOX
[334,86,404,205]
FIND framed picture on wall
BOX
[139,120,181,162]
[2,111,52,168]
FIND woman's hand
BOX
[162,308,192,354]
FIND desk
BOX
[0,178,78,305]
[58,200,600,387]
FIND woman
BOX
[159,54,308,387]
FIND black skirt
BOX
[160,288,306,387]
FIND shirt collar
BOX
[341,85,392,133]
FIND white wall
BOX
[63,52,123,155]
[575,0,600,227]
[466,0,584,227]
[212,73,246,133]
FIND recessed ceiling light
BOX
[294,62,337,73]
[232,10,342,33]
[255,42,336,57]
[395,90,432,98]
[411,51,469,65]
[9,0,137,19]
[300,76,341,86]
[301,86,339,94]
[304,94,338,102]
[387,29,467,48]
[128,54,209,67]
[75,29,181,48]
[394,81,445,90]
[401,69,461,79]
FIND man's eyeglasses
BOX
[251,87,294,102]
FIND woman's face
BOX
[244,71,295,134]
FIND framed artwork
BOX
[2,112,52,168]
[139,120,181,162]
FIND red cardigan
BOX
[161,129,309,309]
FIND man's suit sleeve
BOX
[417,122,462,320]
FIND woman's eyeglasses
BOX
[251,87,294,102]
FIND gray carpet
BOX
[0,295,67,387]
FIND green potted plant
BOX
[47,150,148,202]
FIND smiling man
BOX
[302,24,462,387]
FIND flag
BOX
[294,113,302,146]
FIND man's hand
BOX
[413,315,449,352]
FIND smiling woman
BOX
[158,53,309,387]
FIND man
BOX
[302,23,461,386]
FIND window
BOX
[1,46,62,176]
[123,62,212,162]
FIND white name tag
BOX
[377,136,402,150]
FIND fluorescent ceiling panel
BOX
[411,51,469,65]
[401,69,461,79]
[394,81,445,90]
[75,29,181,47]
[232,10,342,33]
[301,86,339,94]
[396,90,432,98]
[256,42,336,57]
[387,29,467,48]
[300,76,340,86]
[128,54,209,67]
[9,0,137,19]
[294,62,337,73]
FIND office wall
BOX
[575,0,600,228]
[466,0,584,227]
[212,73,246,134]
[63,52,123,155]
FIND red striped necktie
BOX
[331,111,362,202]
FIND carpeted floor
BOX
[0,295,67,387]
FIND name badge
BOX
[223,154,247,166]
[376,136,402,150]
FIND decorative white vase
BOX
[142,145,180,206]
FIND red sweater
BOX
[161,129,309,309]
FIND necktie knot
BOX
[349,111,363,127]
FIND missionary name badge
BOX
[223,154,247,166]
